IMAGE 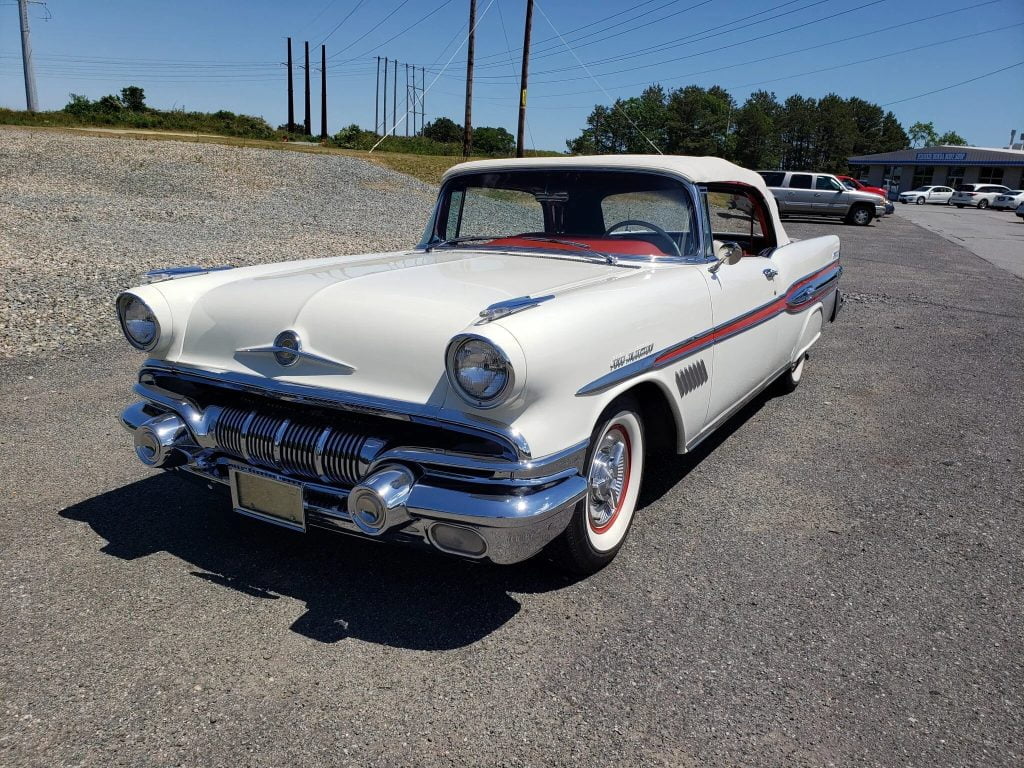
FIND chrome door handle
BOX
[763,268,779,280]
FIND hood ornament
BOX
[236,330,356,373]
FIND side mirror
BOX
[708,241,743,273]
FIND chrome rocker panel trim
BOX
[140,360,534,459]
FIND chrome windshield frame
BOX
[417,165,715,265]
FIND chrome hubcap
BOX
[588,427,629,530]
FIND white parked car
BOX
[1016,202,1024,220]
[950,183,1011,208]
[992,190,1024,210]
[898,185,954,205]
[117,156,842,574]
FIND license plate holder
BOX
[229,467,306,532]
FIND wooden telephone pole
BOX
[516,0,534,157]
[303,41,311,135]
[462,0,476,157]
[320,44,327,139]
[286,38,295,133]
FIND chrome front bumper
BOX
[120,384,587,565]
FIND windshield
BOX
[428,169,699,259]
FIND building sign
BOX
[915,151,967,161]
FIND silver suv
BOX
[758,171,886,226]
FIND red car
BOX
[837,175,889,200]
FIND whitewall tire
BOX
[551,398,645,574]
[775,353,807,394]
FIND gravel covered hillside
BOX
[0,127,437,357]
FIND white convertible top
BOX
[442,154,790,245]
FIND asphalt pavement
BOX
[1,214,1022,767]
[893,201,1024,278]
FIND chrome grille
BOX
[213,405,383,486]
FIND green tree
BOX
[665,84,734,157]
[878,112,909,151]
[120,86,146,112]
[473,126,515,155]
[97,94,124,113]
[778,95,818,169]
[908,121,939,147]
[568,85,668,154]
[422,117,463,143]
[813,93,857,172]
[64,93,93,117]
[732,90,782,170]
[937,130,968,146]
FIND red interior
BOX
[485,236,672,256]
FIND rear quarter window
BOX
[758,172,785,187]
[789,174,813,189]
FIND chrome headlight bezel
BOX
[445,334,515,409]
[116,292,161,351]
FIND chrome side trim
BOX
[140,361,532,459]
[143,265,233,284]
[476,294,555,324]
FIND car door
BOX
[933,187,952,203]
[703,256,779,424]
[784,173,815,213]
[815,174,848,214]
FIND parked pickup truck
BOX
[759,170,887,225]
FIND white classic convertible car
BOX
[118,155,842,574]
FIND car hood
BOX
[162,249,636,405]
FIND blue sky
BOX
[1,0,1022,151]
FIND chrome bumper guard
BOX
[121,384,588,565]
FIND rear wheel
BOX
[916,196,926,205]
[956,204,965,208]
[774,353,807,394]
[846,205,873,226]
[978,199,989,209]
[551,398,645,575]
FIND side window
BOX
[815,176,842,191]
[706,191,765,241]
[759,171,785,187]
[789,174,812,189]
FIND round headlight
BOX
[117,294,160,350]
[446,335,513,408]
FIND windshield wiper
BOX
[518,236,593,250]
[424,235,504,252]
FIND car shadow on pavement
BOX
[60,474,583,650]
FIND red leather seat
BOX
[485,236,672,256]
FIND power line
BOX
[882,60,1024,106]
[526,0,1012,100]
[326,0,412,60]
[331,0,456,65]
[317,0,368,46]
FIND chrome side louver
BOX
[674,359,708,397]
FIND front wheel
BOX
[978,199,989,209]
[956,204,965,208]
[550,398,645,575]
[846,205,873,226]
[916,196,926,205]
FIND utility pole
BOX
[303,41,311,135]
[516,0,534,157]
[405,63,410,137]
[382,57,388,137]
[375,57,381,135]
[286,38,294,133]
[463,0,476,157]
[392,58,398,136]
[17,0,38,112]
[421,66,426,135]
[320,44,327,139]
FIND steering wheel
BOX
[604,219,681,258]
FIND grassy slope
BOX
[0,123,561,186]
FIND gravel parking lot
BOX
[1,130,1022,767]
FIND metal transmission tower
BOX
[516,0,534,158]
[17,0,39,112]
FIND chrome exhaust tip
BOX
[133,413,188,468]
[346,466,414,536]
